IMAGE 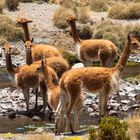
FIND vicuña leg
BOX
[34,87,38,109]
[101,91,110,116]
[55,90,67,134]
[65,85,81,133]
[21,87,29,112]
[40,80,47,113]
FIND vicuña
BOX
[55,34,140,133]
[67,16,118,67]
[3,44,58,112]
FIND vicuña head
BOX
[66,16,118,67]
[15,17,33,41]
[15,17,33,27]
[55,34,140,134]
[2,44,13,54]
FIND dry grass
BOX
[126,114,140,140]
[75,6,91,24]
[75,24,93,39]
[53,7,75,29]
[125,24,140,42]
[108,2,140,19]
[23,133,54,140]
[0,0,5,13]
[90,0,109,12]
[60,0,76,8]
[93,20,126,50]
[23,133,89,140]
[53,0,92,28]
[6,0,20,11]
[0,15,23,45]
[133,0,140,2]
[20,0,35,2]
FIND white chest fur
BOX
[75,44,81,60]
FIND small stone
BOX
[121,100,130,104]
[89,112,99,117]
[109,110,119,116]
[121,105,130,111]
[32,116,42,121]
[87,107,93,113]
[35,128,44,133]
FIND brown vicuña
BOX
[55,35,140,133]
[25,43,69,78]
[2,44,58,112]
[67,16,118,67]
[15,18,62,62]
[36,59,83,131]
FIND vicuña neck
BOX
[22,24,30,41]
[42,68,57,90]
[5,54,15,75]
[69,21,81,43]
[26,49,33,65]
[115,41,131,72]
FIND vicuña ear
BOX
[22,39,25,43]
[41,59,44,66]
[31,38,34,42]
[127,34,131,41]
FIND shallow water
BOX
[0,111,96,133]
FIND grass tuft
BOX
[0,0,5,13]
[108,2,140,19]
[53,7,75,29]
[90,0,109,12]
[0,15,23,45]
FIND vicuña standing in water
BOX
[15,18,62,62]
[55,35,140,134]
[67,16,118,67]
[36,59,83,129]
[2,44,58,112]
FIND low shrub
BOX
[6,0,20,11]
[133,0,140,2]
[108,2,140,19]
[53,7,75,29]
[0,15,23,45]
[125,24,140,42]
[99,116,129,140]
[93,20,126,51]
[61,50,80,66]
[75,6,91,24]
[88,127,97,140]
[126,115,140,140]
[20,0,35,2]
[0,0,5,13]
[60,0,75,8]
[76,24,93,39]
[90,0,109,12]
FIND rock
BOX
[109,110,119,116]
[121,105,130,111]
[32,116,42,121]
[121,100,130,104]
[89,112,99,117]
[87,107,93,113]
[35,128,44,133]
